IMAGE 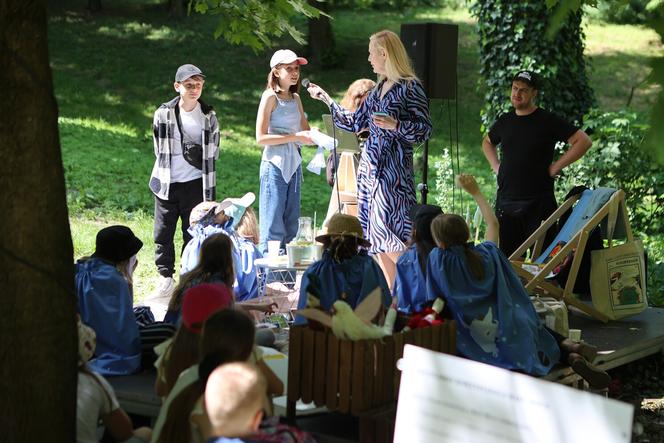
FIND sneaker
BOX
[149,275,176,302]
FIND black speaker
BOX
[400,23,458,100]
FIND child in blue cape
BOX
[76,226,174,375]
[394,204,443,314]
[426,175,610,388]
[296,213,391,320]
[181,193,262,301]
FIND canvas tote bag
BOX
[589,196,647,320]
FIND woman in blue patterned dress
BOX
[306,30,432,287]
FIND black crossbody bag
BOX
[174,105,203,170]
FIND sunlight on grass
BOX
[585,23,663,56]
[97,22,185,41]
[58,117,138,137]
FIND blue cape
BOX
[296,251,391,324]
[394,245,428,314]
[76,258,141,375]
[181,221,262,301]
[426,242,559,375]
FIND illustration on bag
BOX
[608,257,644,308]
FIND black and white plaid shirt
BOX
[149,96,220,201]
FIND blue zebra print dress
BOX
[330,79,432,254]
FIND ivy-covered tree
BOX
[471,1,595,131]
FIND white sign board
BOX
[394,345,633,443]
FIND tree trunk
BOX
[307,0,336,67]
[0,1,78,442]
[169,0,184,19]
[88,0,102,12]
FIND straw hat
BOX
[315,213,370,247]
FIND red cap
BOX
[181,284,233,333]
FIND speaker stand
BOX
[418,138,430,204]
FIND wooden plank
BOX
[371,341,382,409]
[351,340,366,414]
[300,328,315,404]
[287,326,303,412]
[382,335,395,403]
[422,325,433,350]
[325,334,340,410]
[509,195,579,260]
[313,330,327,406]
[394,332,406,395]
[414,327,424,348]
[431,323,441,352]
[338,340,353,413]
[449,321,457,354]
[359,417,375,443]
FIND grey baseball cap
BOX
[175,64,205,82]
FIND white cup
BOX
[568,329,582,342]
[267,240,280,258]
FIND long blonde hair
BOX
[340,79,376,112]
[370,30,418,83]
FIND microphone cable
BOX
[302,78,342,217]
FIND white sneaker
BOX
[149,276,175,302]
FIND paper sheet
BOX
[394,345,633,443]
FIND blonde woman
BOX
[306,30,432,288]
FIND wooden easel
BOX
[325,152,359,219]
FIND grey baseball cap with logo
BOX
[175,64,205,82]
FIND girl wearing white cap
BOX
[255,49,313,255]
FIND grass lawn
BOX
[49,2,662,299]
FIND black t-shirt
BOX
[488,108,578,199]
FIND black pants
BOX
[495,193,558,258]
[154,178,203,277]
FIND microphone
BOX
[302,78,324,100]
[301,78,330,107]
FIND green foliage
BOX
[191,0,323,52]
[471,1,595,131]
[330,0,447,10]
[434,148,455,212]
[644,11,664,164]
[597,0,662,25]
[558,109,663,236]
[547,0,664,166]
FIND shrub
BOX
[596,0,662,25]
[557,109,663,237]
[557,109,664,306]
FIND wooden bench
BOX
[286,322,457,442]
[107,371,161,420]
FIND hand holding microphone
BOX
[302,78,331,106]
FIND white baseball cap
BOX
[270,49,308,69]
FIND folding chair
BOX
[510,187,632,322]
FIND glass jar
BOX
[293,217,313,244]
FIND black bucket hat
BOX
[410,204,443,242]
[93,225,143,263]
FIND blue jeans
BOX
[259,161,301,254]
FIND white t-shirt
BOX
[77,370,120,443]
[171,102,204,183]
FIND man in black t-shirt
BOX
[482,71,592,257]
